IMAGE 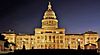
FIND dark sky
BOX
[0,0,100,34]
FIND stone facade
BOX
[1,2,99,50]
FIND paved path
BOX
[0,51,14,54]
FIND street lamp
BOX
[78,39,80,50]
[9,44,12,51]
[68,41,70,49]
[22,40,25,50]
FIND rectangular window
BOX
[60,40,63,43]
[60,36,63,39]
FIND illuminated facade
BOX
[1,2,99,50]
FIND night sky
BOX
[0,0,100,34]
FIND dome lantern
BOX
[43,2,56,19]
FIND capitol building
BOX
[1,2,99,50]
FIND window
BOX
[71,42,73,44]
[10,38,13,40]
[37,45,40,48]
[80,38,83,40]
[67,38,69,40]
[53,45,55,48]
[43,21,47,25]
[49,36,51,41]
[41,45,43,48]
[91,38,93,40]
[57,40,59,43]
[49,21,51,23]
[41,36,43,39]
[56,36,59,39]
[60,40,63,43]
[61,45,63,48]
[80,41,83,44]
[72,38,75,40]
[87,37,89,40]
[57,45,59,48]
[54,31,56,33]
[45,35,47,40]
[31,38,33,40]
[41,32,43,34]
[65,38,66,40]
[60,31,63,34]
[37,36,40,39]
[53,36,55,39]
[45,31,52,33]
[53,21,56,25]
[20,38,22,40]
[65,38,69,40]
[48,45,52,49]
[60,36,63,39]
[94,37,97,40]
[71,42,75,44]
[26,42,28,44]
[45,45,47,48]
[7,37,9,40]
[54,40,55,43]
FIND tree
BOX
[0,34,5,41]
[0,33,10,48]
[4,39,10,48]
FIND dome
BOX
[43,2,56,19]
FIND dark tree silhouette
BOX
[22,45,26,50]
[0,33,5,41]
[4,39,10,48]
[0,33,10,48]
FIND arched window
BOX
[41,32,43,34]
[41,45,43,48]
[49,36,51,41]
[53,36,55,39]
[45,35,47,40]
[37,36,40,39]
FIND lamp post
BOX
[68,41,70,49]
[22,40,25,50]
[32,42,34,49]
[9,44,12,51]
[78,39,80,50]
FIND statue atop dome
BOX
[43,2,56,19]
